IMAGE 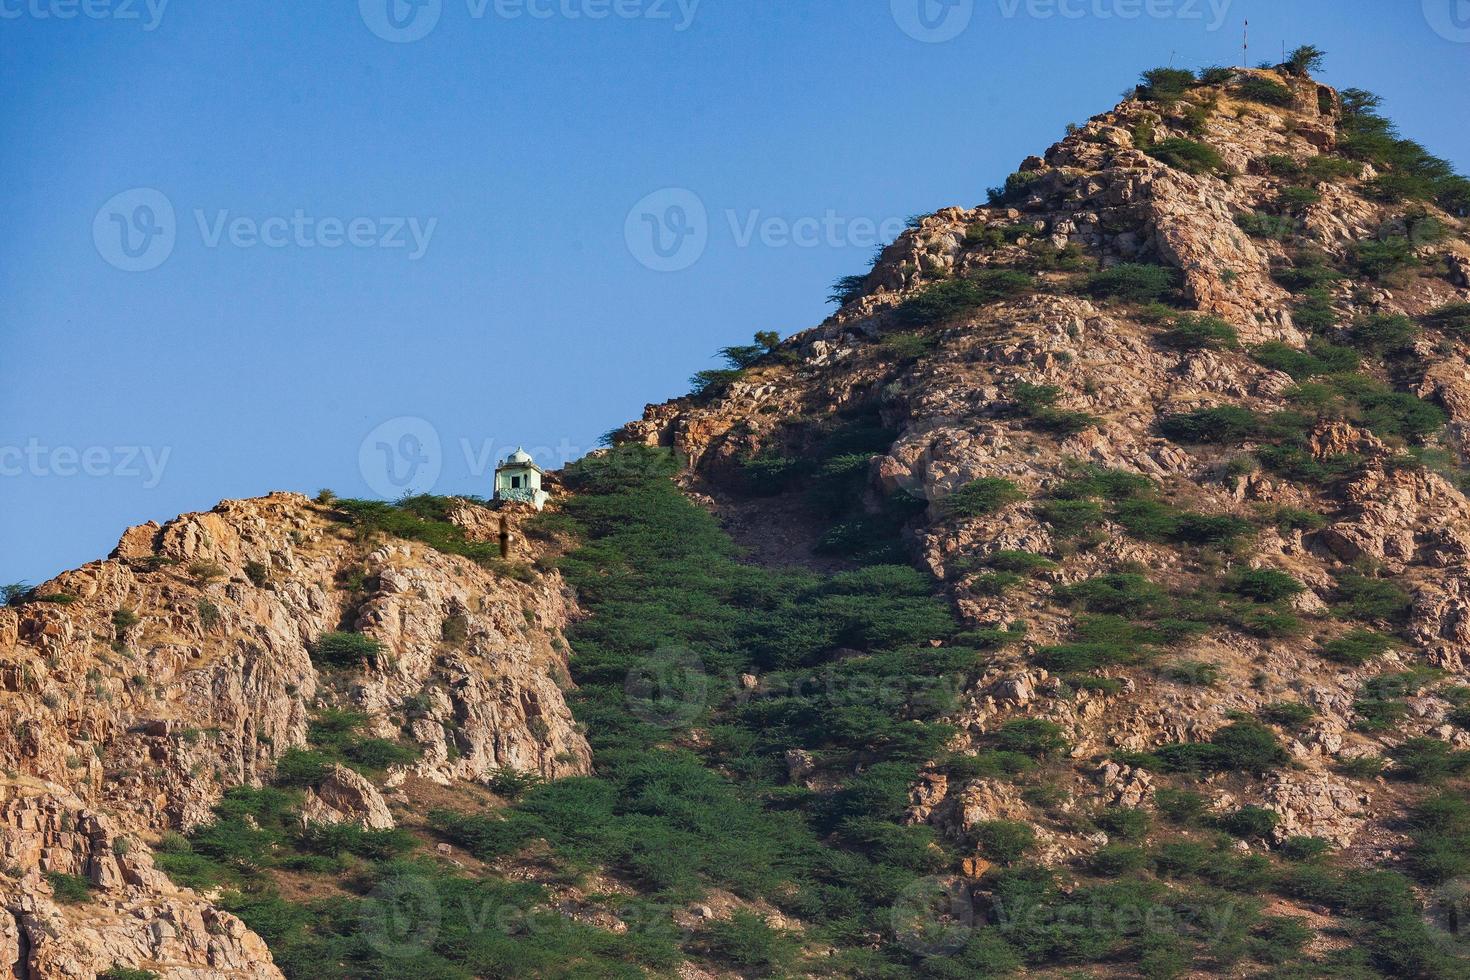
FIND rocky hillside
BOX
[5,58,1470,979]
[0,494,588,977]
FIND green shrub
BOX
[1137,67,1196,102]
[1423,302,1470,336]
[974,820,1036,864]
[1236,210,1299,241]
[45,871,92,904]
[1085,263,1180,303]
[1332,572,1412,624]
[273,748,334,787]
[1322,629,1395,666]
[1250,339,1358,379]
[986,171,1044,206]
[99,970,160,980]
[1348,313,1419,352]
[1352,238,1419,281]
[1151,722,1289,775]
[1155,788,1207,824]
[1164,660,1220,686]
[1281,836,1333,862]
[1057,574,1168,618]
[1218,805,1279,839]
[1146,137,1228,175]
[1260,702,1317,730]
[1094,807,1151,842]
[1236,76,1295,107]
[243,561,270,587]
[1158,315,1239,351]
[1273,253,1342,293]
[1158,405,1260,443]
[985,550,1056,575]
[894,270,1033,326]
[880,332,935,361]
[1038,499,1103,537]
[1228,568,1305,603]
[995,719,1069,759]
[698,910,799,973]
[1278,185,1322,209]
[1284,45,1327,76]
[1090,844,1149,875]
[941,478,1024,518]
[309,631,384,669]
[1391,738,1470,783]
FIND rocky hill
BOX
[5,59,1470,979]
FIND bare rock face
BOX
[0,781,282,979]
[302,764,395,830]
[0,492,591,976]
[1260,773,1371,847]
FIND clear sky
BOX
[1,0,1466,585]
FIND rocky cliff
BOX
[0,493,588,978]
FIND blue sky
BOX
[2,0,1467,584]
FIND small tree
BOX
[1285,45,1326,77]
[1,582,30,607]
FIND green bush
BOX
[1158,314,1239,351]
[99,970,160,980]
[985,550,1056,575]
[698,910,799,973]
[308,631,384,669]
[1423,302,1470,336]
[1260,702,1317,730]
[1348,313,1419,352]
[995,719,1069,759]
[1250,339,1358,379]
[1038,499,1103,537]
[1155,788,1207,824]
[1391,738,1470,783]
[1218,805,1279,839]
[1085,263,1180,303]
[973,820,1036,864]
[1057,574,1168,618]
[986,171,1045,206]
[1137,67,1196,102]
[1094,807,1151,842]
[1333,572,1412,624]
[45,871,92,904]
[1281,836,1333,862]
[1284,45,1327,76]
[941,478,1024,518]
[1151,722,1289,775]
[1158,405,1261,443]
[1352,238,1419,281]
[1322,629,1395,666]
[1227,568,1305,603]
[894,270,1033,326]
[1236,76,1295,107]
[1146,137,1228,175]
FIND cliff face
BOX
[621,69,1470,863]
[0,493,589,978]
